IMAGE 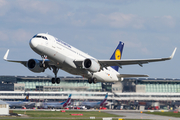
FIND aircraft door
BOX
[48,37,56,49]
[52,38,56,49]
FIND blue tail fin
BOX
[110,41,124,71]
[23,93,29,102]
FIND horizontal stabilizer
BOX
[117,74,149,78]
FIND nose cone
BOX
[29,38,38,48]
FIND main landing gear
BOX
[51,77,60,84]
[88,77,97,84]
[51,66,60,84]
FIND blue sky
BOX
[0,0,179,78]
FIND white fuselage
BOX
[81,101,107,108]
[6,101,29,107]
[43,102,64,109]
[29,33,120,82]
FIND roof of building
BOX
[0,75,180,82]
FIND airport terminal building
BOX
[1,75,180,93]
[1,75,180,102]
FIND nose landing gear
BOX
[41,55,47,68]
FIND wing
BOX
[3,49,55,68]
[98,48,177,68]
[3,49,27,66]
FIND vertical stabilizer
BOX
[110,41,124,71]
[100,93,108,107]
[63,94,72,108]
[23,93,29,102]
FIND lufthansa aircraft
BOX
[4,33,177,84]
[5,93,30,108]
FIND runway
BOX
[105,111,179,120]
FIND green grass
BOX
[0,110,151,120]
[0,118,149,120]
[145,111,180,118]
[13,110,121,118]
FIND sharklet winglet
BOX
[3,49,9,60]
[170,47,177,59]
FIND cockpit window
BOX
[33,35,48,40]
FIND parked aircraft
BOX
[5,93,30,108]
[4,33,177,84]
[43,94,71,109]
[81,93,108,109]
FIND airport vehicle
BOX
[3,33,177,84]
[43,94,71,109]
[81,93,108,109]
[5,93,30,108]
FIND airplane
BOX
[81,93,108,109]
[5,93,30,108]
[43,94,72,109]
[3,33,177,84]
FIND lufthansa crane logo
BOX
[26,96,29,99]
[115,49,121,60]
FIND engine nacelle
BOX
[83,58,100,72]
[27,59,44,73]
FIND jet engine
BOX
[83,58,100,72]
[27,59,45,73]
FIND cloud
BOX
[65,12,88,27]
[125,41,141,48]
[92,12,144,29]
[147,15,176,31]
[124,41,151,55]
[0,1,144,29]
[0,0,9,16]
[154,15,175,28]
[12,29,32,42]
[0,29,33,44]
[0,31,8,41]
[0,0,7,7]
[162,15,175,28]
[0,0,64,26]
[16,0,59,14]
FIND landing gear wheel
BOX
[88,78,92,84]
[52,66,60,84]
[93,77,97,84]
[52,78,55,84]
[56,78,60,84]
